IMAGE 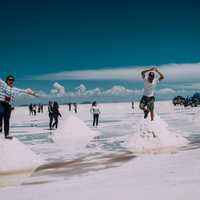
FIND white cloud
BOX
[42,82,192,100]
[31,63,200,83]
[74,84,87,96]
[178,83,200,90]
[156,88,176,95]
[36,90,49,97]
[103,86,137,96]
[32,68,140,81]
[50,82,66,97]
[85,88,102,96]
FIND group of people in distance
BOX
[0,67,164,139]
[29,103,44,115]
[67,103,78,113]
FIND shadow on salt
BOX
[126,114,189,154]
[50,115,100,154]
[0,137,43,187]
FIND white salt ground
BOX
[0,101,200,200]
[1,149,200,200]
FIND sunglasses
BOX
[8,79,15,82]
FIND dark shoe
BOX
[144,110,149,119]
[5,136,13,140]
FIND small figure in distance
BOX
[90,101,101,127]
[48,101,54,130]
[52,101,62,129]
[74,103,78,113]
[131,101,134,112]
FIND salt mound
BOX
[52,115,99,150]
[128,114,188,153]
[55,115,97,137]
[0,137,42,174]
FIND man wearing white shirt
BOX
[139,67,164,121]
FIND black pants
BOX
[0,114,2,131]
[53,115,58,129]
[93,114,99,127]
[49,114,54,129]
[0,102,12,137]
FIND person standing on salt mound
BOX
[0,75,36,139]
[139,67,164,121]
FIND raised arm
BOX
[155,68,164,81]
[141,67,154,79]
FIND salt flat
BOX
[0,101,200,200]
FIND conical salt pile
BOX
[128,114,188,153]
[52,115,99,152]
[0,137,42,174]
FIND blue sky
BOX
[1,0,200,103]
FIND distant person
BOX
[37,104,41,113]
[139,67,164,121]
[29,104,33,115]
[131,101,134,111]
[68,103,72,111]
[52,101,62,129]
[40,104,44,113]
[0,75,36,139]
[48,101,54,130]
[90,101,100,127]
[74,103,78,113]
[33,104,37,116]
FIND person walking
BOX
[52,101,62,129]
[90,101,100,127]
[29,104,33,115]
[68,103,71,111]
[40,104,44,113]
[0,75,36,139]
[32,104,37,116]
[131,101,134,112]
[139,67,164,121]
[48,101,54,130]
[74,103,77,113]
